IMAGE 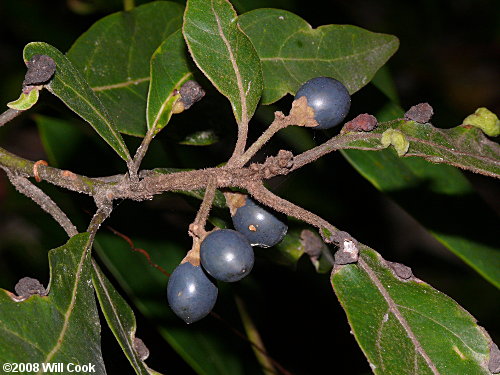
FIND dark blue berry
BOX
[232,197,287,248]
[295,77,351,129]
[200,229,254,282]
[167,262,218,324]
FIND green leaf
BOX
[147,29,194,134]
[238,9,399,104]
[0,233,106,372]
[7,89,39,110]
[35,115,82,167]
[183,0,263,124]
[23,42,131,161]
[94,234,259,375]
[178,130,219,146]
[92,261,163,375]
[332,246,495,374]
[67,1,184,137]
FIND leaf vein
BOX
[358,257,440,374]
[37,241,90,372]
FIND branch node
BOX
[252,149,294,179]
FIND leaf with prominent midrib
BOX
[67,1,184,137]
[238,9,399,104]
[147,30,193,134]
[24,42,131,161]
[183,0,263,124]
[92,261,164,375]
[0,233,106,373]
[332,246,495,374]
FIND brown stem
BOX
[229,124,248,165]
[191,177,218,236]
[129,128,156,180]
[236,112,290,167]
[0,108,23,127]
[4,169,78,237]
[185,177,218,266]
[210,310,295,375]
[0,145,106,195]
[245,182,351,245]
[291,131,380,172]
[87,201,113,236]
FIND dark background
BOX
[0,0,498,374]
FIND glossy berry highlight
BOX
[200,229,254,282]
[232,197,287,248]
[294,77,351,129]
[167,262,218,324]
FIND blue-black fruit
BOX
[232,197,287,248]
[200,229,254,282]
[167,262,218,324]
[295,77,351,129]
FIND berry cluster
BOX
[167,77,350,323]
[167,197,288,323]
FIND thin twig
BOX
[129,128,156,180]
[191,177,218,235]
[4,168,78,237]
[236,112,290,167]
[0,108,23,127]
[245,182,351,245]
[87,201,113,237]
[184,177,218,265]
[0,145,107,195]
[291,131,380,172]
